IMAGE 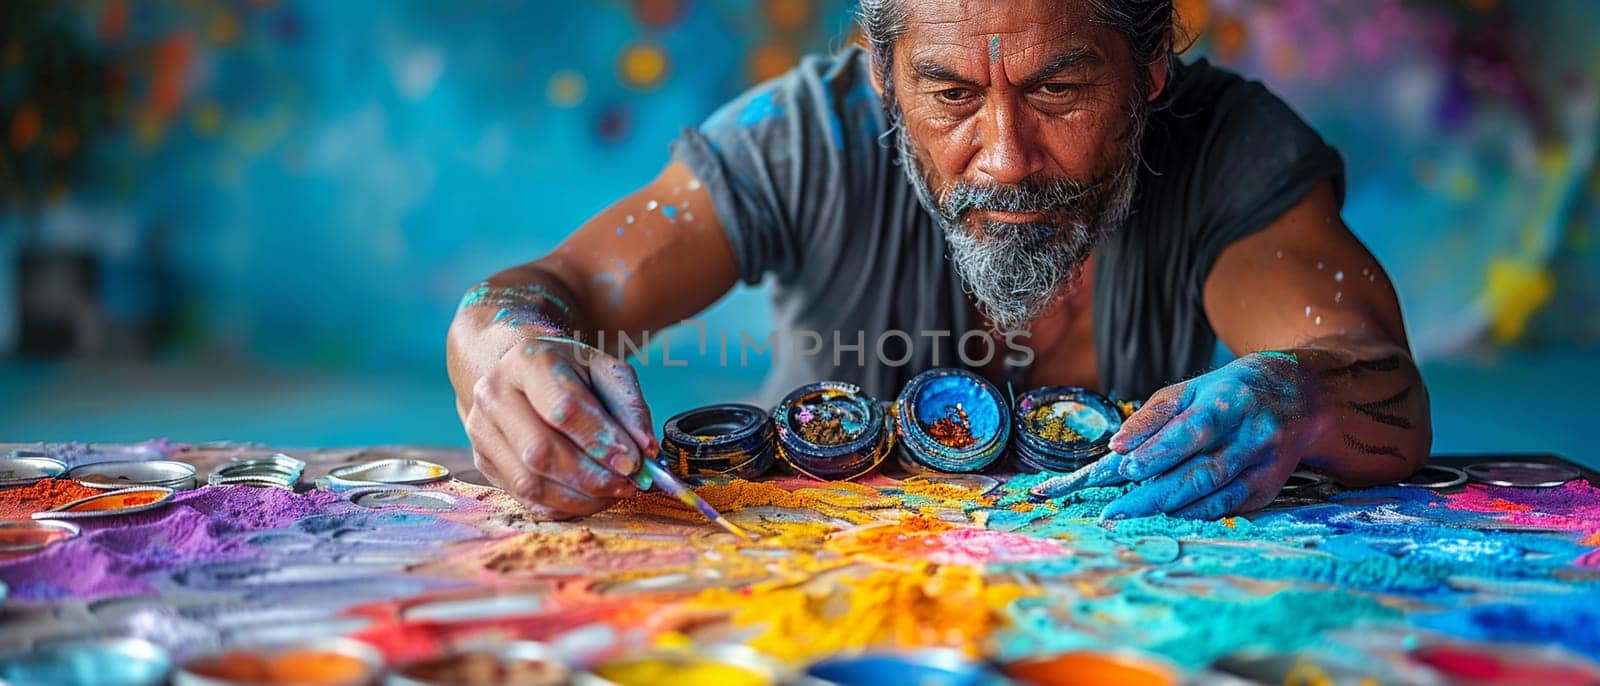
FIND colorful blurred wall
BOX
[2,0,1597,459]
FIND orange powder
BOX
[688,562,1029,661]
[825,516,957,563]
[0,479,103,519]
[607,479,879,525]
[1582,531,1600,547]
[61,489,166,511]
[184,649,370,685]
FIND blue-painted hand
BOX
[1046,352,1319,520]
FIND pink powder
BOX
[1443,482,1600,533]
[924,527,1066,566]
[0,485,341,602]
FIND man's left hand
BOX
[1048,352,1321,520]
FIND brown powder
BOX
[798,416,849,445]
[924,406,978,449]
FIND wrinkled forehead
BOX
[897,0,1128,76]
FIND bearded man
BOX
[446,0,1432,521]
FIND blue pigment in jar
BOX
[893,368,1010,474]
[772,381,892,480]
[660,403,775,480]
[1011,386,1124,472]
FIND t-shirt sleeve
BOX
[1189,80,1345,293]
[670,62,839,287]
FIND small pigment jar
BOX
[661,403,775,480]
[893,368,1010,474]
[1011,386,1124,473]
[771,381,892,480]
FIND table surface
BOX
[3,442,1600,684]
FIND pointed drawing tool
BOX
[630,457,753,541]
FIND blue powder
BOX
[1000,586,1401,668]
[1418,595,1600,659]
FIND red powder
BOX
[0,479,103,519]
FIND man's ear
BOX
[1145,54,1169,102]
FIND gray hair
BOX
[857,0,1177,107]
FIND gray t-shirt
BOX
[671,47,1343,405]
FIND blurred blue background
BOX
[0,0,1596,467]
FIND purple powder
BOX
[0,486,342,602]
[174,485,343,533]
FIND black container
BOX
[660,403,775,480]
[1011,386,1123,473]
[771,381,892,480]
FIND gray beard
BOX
[893,104,1146,333]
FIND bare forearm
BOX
[1288,336,1432,485]
[446,264,589,418]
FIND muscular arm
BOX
[1203,179,1431,485]
[1037,180,1430,518]
[444,161,740,516]
[446,160,739,419]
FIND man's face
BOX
[886,0,1155,332]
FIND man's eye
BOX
[937,88,975,103]
[1039,83,1081,96]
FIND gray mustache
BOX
[938,178,1089,220]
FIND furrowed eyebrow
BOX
[911,61,982,88]
[1016,47,1101,86]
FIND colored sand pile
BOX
[0,479,104,519]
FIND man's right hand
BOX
[463,337,658,519]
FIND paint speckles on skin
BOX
[1334,271,1345,282]
[645,200,659,211]
[989,35,1001,64]
[591,258,634,309]
[661,205,678,223]
[687,179,702,191]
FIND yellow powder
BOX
[594,657,768,686]
[1223,517,1237,529]
[900,479,985,504]
[687,562,1029,661]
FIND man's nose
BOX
[972,99,1045,185]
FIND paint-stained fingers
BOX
[472,451,567,520]
[1115,387,1243,483]
[465,407,583,518]
[1099,450,1244,521]
[475,363,632,502]
[464,401,518,491]
[1028,453,1130,499]
[588,355,658,458]
[1168,475,1254,520]
[521,346,643,479]
[1109,382,1194,454]
[494,401,634,502]
[1234,462,1297,514]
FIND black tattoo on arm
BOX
[1317,353,1404,380]
[1348,385,1416,430]
[1342,432,1407,461]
